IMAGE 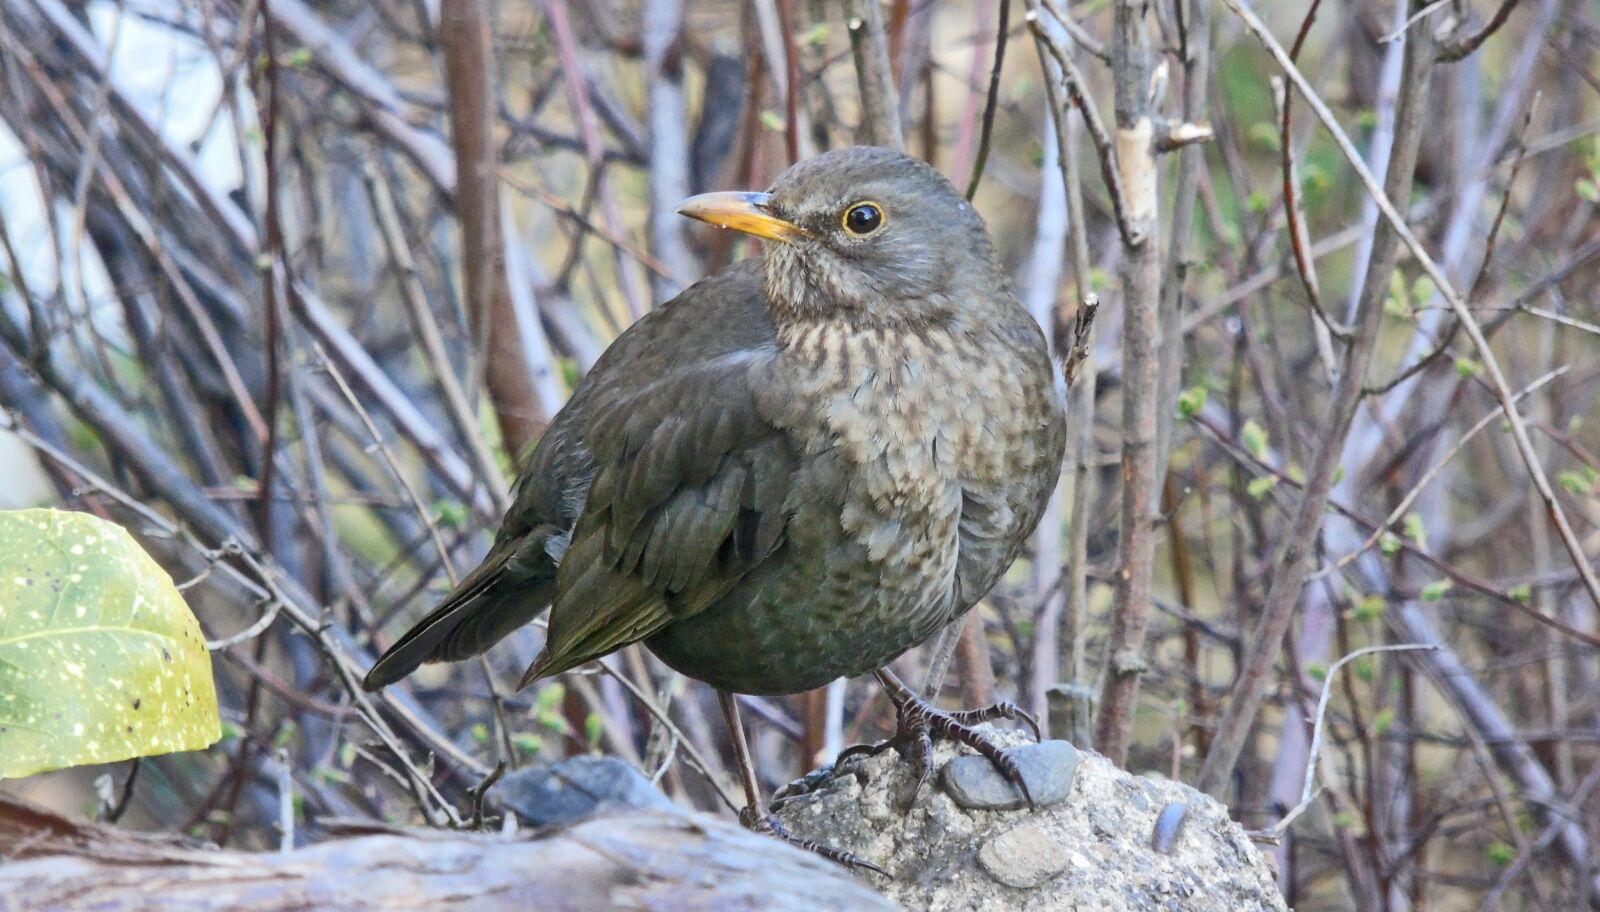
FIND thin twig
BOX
[312,341,459,592]
[253,4,288,552]
[1026,9,1137,247]
[274,746,295,852]
[1254,644,1439,841]
[1275,0,1350,354]
[1040,0,1107,61]
[1437,0,1527,62]
[1028,1,1099,718]
[362,165,508,512]
[1379,0,1452,43]
[595,663,740,815]
[1318,367,1568,577]
[965,0,1012,199]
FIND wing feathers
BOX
[362,529,558,690]
[368,260,789,693]
[523,356,795,686]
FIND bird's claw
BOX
[839,692,1042,808]
[769,762,843,811]
[740,808,887,876]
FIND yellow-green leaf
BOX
[1558,471,1592,495]
[1402,512,1427,550]
[1410,275,1435,306]
[1372,707,1395,735]
[1379,531,1402,557]
[1247,122,1282,152]
[1240,419,1268,461]
[1354,595,1386,621]
[1176,386,1207,420]
[0,509,220,779]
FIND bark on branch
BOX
[441,0,552,459]
[0,796,892,912]
[1093,0,1163,768]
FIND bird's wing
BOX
[360,398,595,690]
[521,346,794,686]
[361,519,566,690]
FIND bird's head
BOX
[677,146,1004,330]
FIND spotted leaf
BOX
[0,509,220,778]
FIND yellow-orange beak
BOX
[675,191,808,243]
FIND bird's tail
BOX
[361,534,558,691]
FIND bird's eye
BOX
[841,202,885,236]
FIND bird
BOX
[363,146,1066,868]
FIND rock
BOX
[774,728,1288,912]
[489,755,676,827]
[941,739,1079,810]
[977,820,1070,888]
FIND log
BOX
[0,796,891,912]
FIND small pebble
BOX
[977,820,1071,888]
[1151,800,1190,854]
[941,739,1079,811]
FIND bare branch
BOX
[845,0,906,151]
[441,0,551,457]
[1093,0,1162,767]
[1026,9,1137,247]
[1437,0,1527,62]
[964,0,1013,200]
[1254,644,1439,842]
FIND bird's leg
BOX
[717,691,886,875]
[835,668,1042,806]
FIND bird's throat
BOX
[760,244,830,323]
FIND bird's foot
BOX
[769,762,838,810]
[740,807,887,876]
[837,682,1041,807]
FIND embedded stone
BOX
[941,739,1079,811]
[977,820,1071,888]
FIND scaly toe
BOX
[834,738,895,770]
[866,672,1041,810]
[948,700,1042,743]
[929,713,1037,806]
[905,725,936,806]
[745,810,888,876]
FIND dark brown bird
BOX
[364,146,1065,865]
